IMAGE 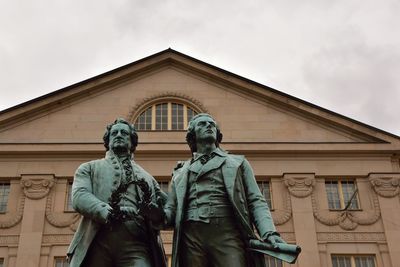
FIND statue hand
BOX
[120,206,137,220]
[100,204,113,224]
[138,202,165,223]
[265,233,285,249]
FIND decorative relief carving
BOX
[369,173,400,198]
[20,174,54,199]
[317,232,386,242]
[42,234,74,244]
[311,188,380,230]
[284,174,315,198]
[272,191,292,225]
[0,235,19,245]
[45,184,81,230]
[161,231,173,243]
[0,194,25,228]
[127,92,208,122]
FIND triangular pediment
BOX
[0,49,399,148]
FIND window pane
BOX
[0,258,3,267]
[156,103,168,130]
[325,181,341,210]
[187,108,197,125]
[332,255,362,267]
[171,103,184,130]
[135,106,152,130]
[341,181,359,210]
[65,182,74,211]
[0,183,10,213]
[257,181,272,209]
[55,257,69,267]
[355,256,375,267]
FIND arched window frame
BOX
[131,96,205,131]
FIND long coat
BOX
[67,151,166,267]
[165,150,276,267]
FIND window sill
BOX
[328,209,363,212]
[63,210,76,213]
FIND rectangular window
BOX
[332,255,375,267]
[264,255,283,267]
[65,182,74,212]
[0,258,4,267]
[0,183,10,213]
[325,180,359,210]
[54,257,69,267]
[257,181,272,209]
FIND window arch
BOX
[134,102,198,131]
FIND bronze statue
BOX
[67,118,167,267]
[164,113,299,267]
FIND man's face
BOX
[109,123,132,153]
[193,116,217,143]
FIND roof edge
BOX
[1,48,398,140]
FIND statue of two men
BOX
[67,114,287,267]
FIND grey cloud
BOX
[302,30,400,135]
[0,0,399,135]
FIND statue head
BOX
[103,118,138,154]
[186,113,223,153]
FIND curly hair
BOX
[103,118,138,153]
[186,113,223,153]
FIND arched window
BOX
[134,102,198,130]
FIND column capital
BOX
[283,173,315,198]
[20,174,55,200]
[369,173,400,198]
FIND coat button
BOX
[113,181,118,185]
[114,166,120,170]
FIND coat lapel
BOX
[174,161,191,212]
[222,155,243,198]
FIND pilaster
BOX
[283,173,321,266]
[15,174,54,267]
[369,173,400,266]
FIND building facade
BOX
[0,49,399,267]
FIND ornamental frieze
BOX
[271,190,292,225]
[0,194,25,229]
[45,181,81,231]
[20,174,54,199]
[311,185,380,230]
[369,173,400,198]
[317,232,386,242]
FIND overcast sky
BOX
[1,0,399,135]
